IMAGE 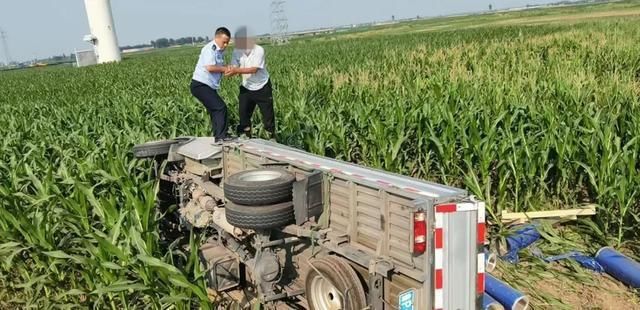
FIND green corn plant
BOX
[1,3,640,308]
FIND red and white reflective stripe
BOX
[477,201,486,243]
[433,206,447,310]
[433,202,485,310]
[476,202,486,294]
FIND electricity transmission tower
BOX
[0,27,12,65]
[270,0,289,45]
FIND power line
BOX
[270,0,289,45]
[0,27,12,65]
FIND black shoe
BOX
[214,136,237,144]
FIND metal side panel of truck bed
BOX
[223,139,485,310]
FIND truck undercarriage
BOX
[133,137,485,309]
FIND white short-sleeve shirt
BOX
[232,45,270,91]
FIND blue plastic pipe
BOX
[595,247,640,288]
[503,225,541,263]
[485,274,530,310]
[544,251,604,272]
[483,293,505,310]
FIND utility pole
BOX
[0,27,12,65]
[270,0,289,45]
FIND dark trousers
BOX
[190,80,228,139]
[237,80,275,139]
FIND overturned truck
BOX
[133,137,486,309]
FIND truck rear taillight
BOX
[413,211,426,254]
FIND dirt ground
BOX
[529,272,639,309]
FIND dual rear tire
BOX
[223,168,296,230]
[225,201,295,230]
[224,168,295,206]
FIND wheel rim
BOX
[239,170,282,182]
[309,274,343,310]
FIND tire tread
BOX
[224,169,295,206]
[225,201,294,229]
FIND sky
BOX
[0,0,562,62]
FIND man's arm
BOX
[224,66,257,77]
[225,50,246,76]
[230,67,259,74]
[226,48,264,76]
[206,65,228,73]
[203,46,227,73]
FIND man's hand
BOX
[224,67,237,77]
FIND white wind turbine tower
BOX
[83,0,121,63]
[0,27,12,65]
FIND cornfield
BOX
[1,3,640,308]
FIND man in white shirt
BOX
[226,27,276,140]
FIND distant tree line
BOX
[120,43,153,51]
[527,0,610,7]
[119,36,210,51]
[49,54,73,62]
[150,36,209,49]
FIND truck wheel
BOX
[224,169,295,206]
[305,256,367,310]
[225,201,294,230]
[132,137,193,158]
